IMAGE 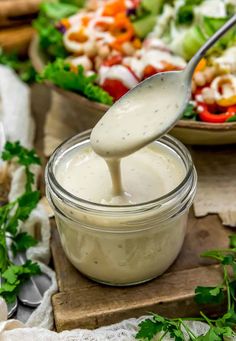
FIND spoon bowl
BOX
[91,70,190,158]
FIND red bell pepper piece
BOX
[198,103,236,123]
[102,78,129,100]
[103,55,123,67]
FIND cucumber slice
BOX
[202,16,235,47]
[182,25,207,60]
[133,14,157,39]
[141,0,164,14]
[202,16,228,36]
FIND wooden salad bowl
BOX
[30,36,236,145]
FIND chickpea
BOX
[98,44,110,58]
[84,41,97,58]
[193,72,206,87]
[68,55,93,71]
[122,42,135,56]
[204,67,216,83]
[201,87,215,105]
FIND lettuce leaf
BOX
[33,0,81,59]
[38,59,113,105]
[40,2,79,20]
[33,16,68,59]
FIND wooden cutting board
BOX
[51,209,231,332]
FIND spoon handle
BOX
[186,14,236,77]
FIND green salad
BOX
[34,0,236,122]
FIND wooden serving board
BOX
[51,210,232,332]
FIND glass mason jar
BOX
[45,131,197,286]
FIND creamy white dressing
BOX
[122,49,186,79]
[91,69,188,197]
[56,143,185,205]
[91,71,187,159]
[53,137,190,284]
[99,65,139,89]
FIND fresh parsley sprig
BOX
[2,141,41,192]
[0,261,41,303]
[0,141,42,303]
[136,235,236,340]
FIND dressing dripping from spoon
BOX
[91,15,236,197]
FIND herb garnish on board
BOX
[0,142,41,303]
[136,235,236,340]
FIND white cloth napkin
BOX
[0,65,57,330]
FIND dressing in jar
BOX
[46,132,196,285]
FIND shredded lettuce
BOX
[33,16,68,59]
[38,59,113,105]
[40,2,79,20]
[33,0,82,59]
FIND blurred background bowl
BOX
[30,36,236,145]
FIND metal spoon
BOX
[91,14,236,158]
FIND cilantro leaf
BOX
[221,254,235,265]
[0,261,41,303]
[196,326,235,340]
[6,191,40,235]
[136,318,163,340]
[136,315,186,341]
[195,286,224,305]
[167,322,185,341]
[38,59,113,105]
[200,250,225,262]
[11,232,38,256]
[182,103,197,120]
[0,243,9,272]
[17,191,40,219]
[2,141,41,166]
[196,328,222,341]
[2,141,41,192]
[0,141,42,303]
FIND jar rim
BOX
[45,131,195,213]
